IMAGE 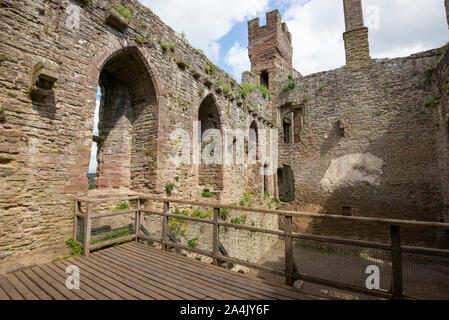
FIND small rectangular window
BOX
[342,207,352,216]
[260,71,269,89]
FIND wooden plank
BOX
[99,249,208,300]
[58,259,138,300]
[125,244,303,300]
[292,232,391,251]
[112,246,251,300]
[125,243,309,300]
[120,244,299,300]
[39,264,95,300]
[138,195,449,229]
[0,281,10,300]
[13,270,52,300]
[285,215,293,286]
[0,276,23,300]
[45,262,106,300]
[81,253,168,300]
[67,256,152,300]
[30,266,81,300]
[56,260,121,300]
[92,251,199,300]
[5,273,38,300]
[110,246,244,300]
[89,234,135,250]
[218,222,284,236]
[21,268,66,300]
[91,209,137,219]
[87,253,178,300]
[390,225,403,300]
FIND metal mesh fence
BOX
[402,252,449,300]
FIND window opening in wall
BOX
[260,70,269,89]
[283,115,292,144]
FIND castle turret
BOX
[343,0,371,70]
[247,10,293,89]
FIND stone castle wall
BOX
[0,0,278,273]
[0,0,448,274]
[277,48,449,246]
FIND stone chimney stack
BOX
[343,0,371,70]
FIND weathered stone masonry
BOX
[276,1,449,246]
[0,0,448,273]
[0,0,277,272]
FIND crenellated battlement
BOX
[247,10,293,90]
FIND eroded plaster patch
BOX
[320,153,384,193]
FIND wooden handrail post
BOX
[162,201,169,250]
[213,207,220,266]
[285,214,294,286]
[135,198,141,242]
[390,225,403,300]
[83,202,92,257]
[73,200,79,242]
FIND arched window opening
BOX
[91,47,158,191]
[198,95,223,190]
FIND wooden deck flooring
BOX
[0,242,316,300]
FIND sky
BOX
[89,0,449,173]
[139,0,448,79]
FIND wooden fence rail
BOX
[74,194,449,300]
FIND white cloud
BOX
[139,0,269,63]
[284,0,346,75]
[283,0,449,76]
[363,0,448,59]
[225,42,251,82]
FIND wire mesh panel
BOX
[293,239,391,295]
[402,252,449,300]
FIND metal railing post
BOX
[390,225,403,300]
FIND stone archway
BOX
[197,94,224,191]
[92,46,159,191]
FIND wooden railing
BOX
[74,194,449,300]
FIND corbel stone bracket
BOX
[30,59,59,96]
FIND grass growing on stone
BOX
[52,238,83,262]
[165,182,175,195]
[282,80,296,92]
[237,84,268,99]
[112,2,135,20]
[205,62,216,75]
[201,189,212,198]
[113,201,130,212]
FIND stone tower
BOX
[247,10,293,89]
[343,0,371,70]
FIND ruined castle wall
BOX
[277,48,446,246]
[0,0,277,273]
[433,46,449,225]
